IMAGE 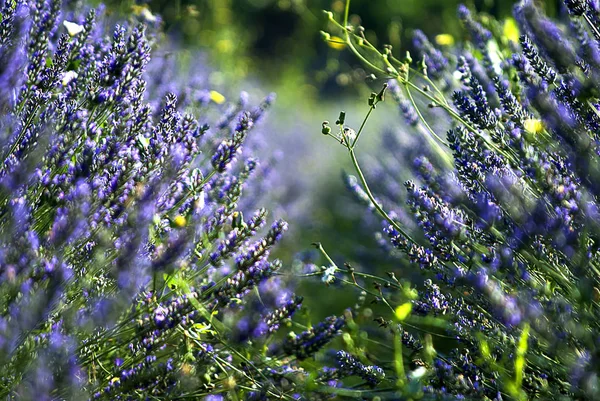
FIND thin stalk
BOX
[403,84,454,169]
[583,13,600,42]
[349,147,416,245]
[350,105,374,149]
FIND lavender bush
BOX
[5,0,600,399]
[0,0,353,399]
[313,0,600,399]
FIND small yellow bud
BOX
[326,36,346,51]
[173,215,186,228]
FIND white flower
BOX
[140,8,157,23]
[61,71,78,86]
[63,20,84,37]
[409,366,428,380]
[321,265,336,285]
[195,190,205,211]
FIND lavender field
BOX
[1,0,600,399]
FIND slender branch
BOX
[349,147,416,245]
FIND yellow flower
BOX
[435,34,455,46]
[503,18,520,43]
[524,118,544,134]
[394,302,413,321]
[209,90,226,104]
[173,215,187,228]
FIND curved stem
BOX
[404,84,448,147]
[403,84,454,169]
[349,147,416,245]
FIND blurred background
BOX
[103,0,563,95]
[102,0,563,314]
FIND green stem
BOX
[350,105,374,149]
[343,0,350,28]
[393,326,406,387]
[349,147,416,244]
[404,84,448,147]
[313,241,338,268]
[403,84,454,169]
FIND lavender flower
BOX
[335,350,385,386]
[0,2,317,399]
[283,314,346,360]
[320,0,600,399]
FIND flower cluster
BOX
[335,350,385,387]
[319,0,600,399]
[282,313,346,360]
[0,1,342,399]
